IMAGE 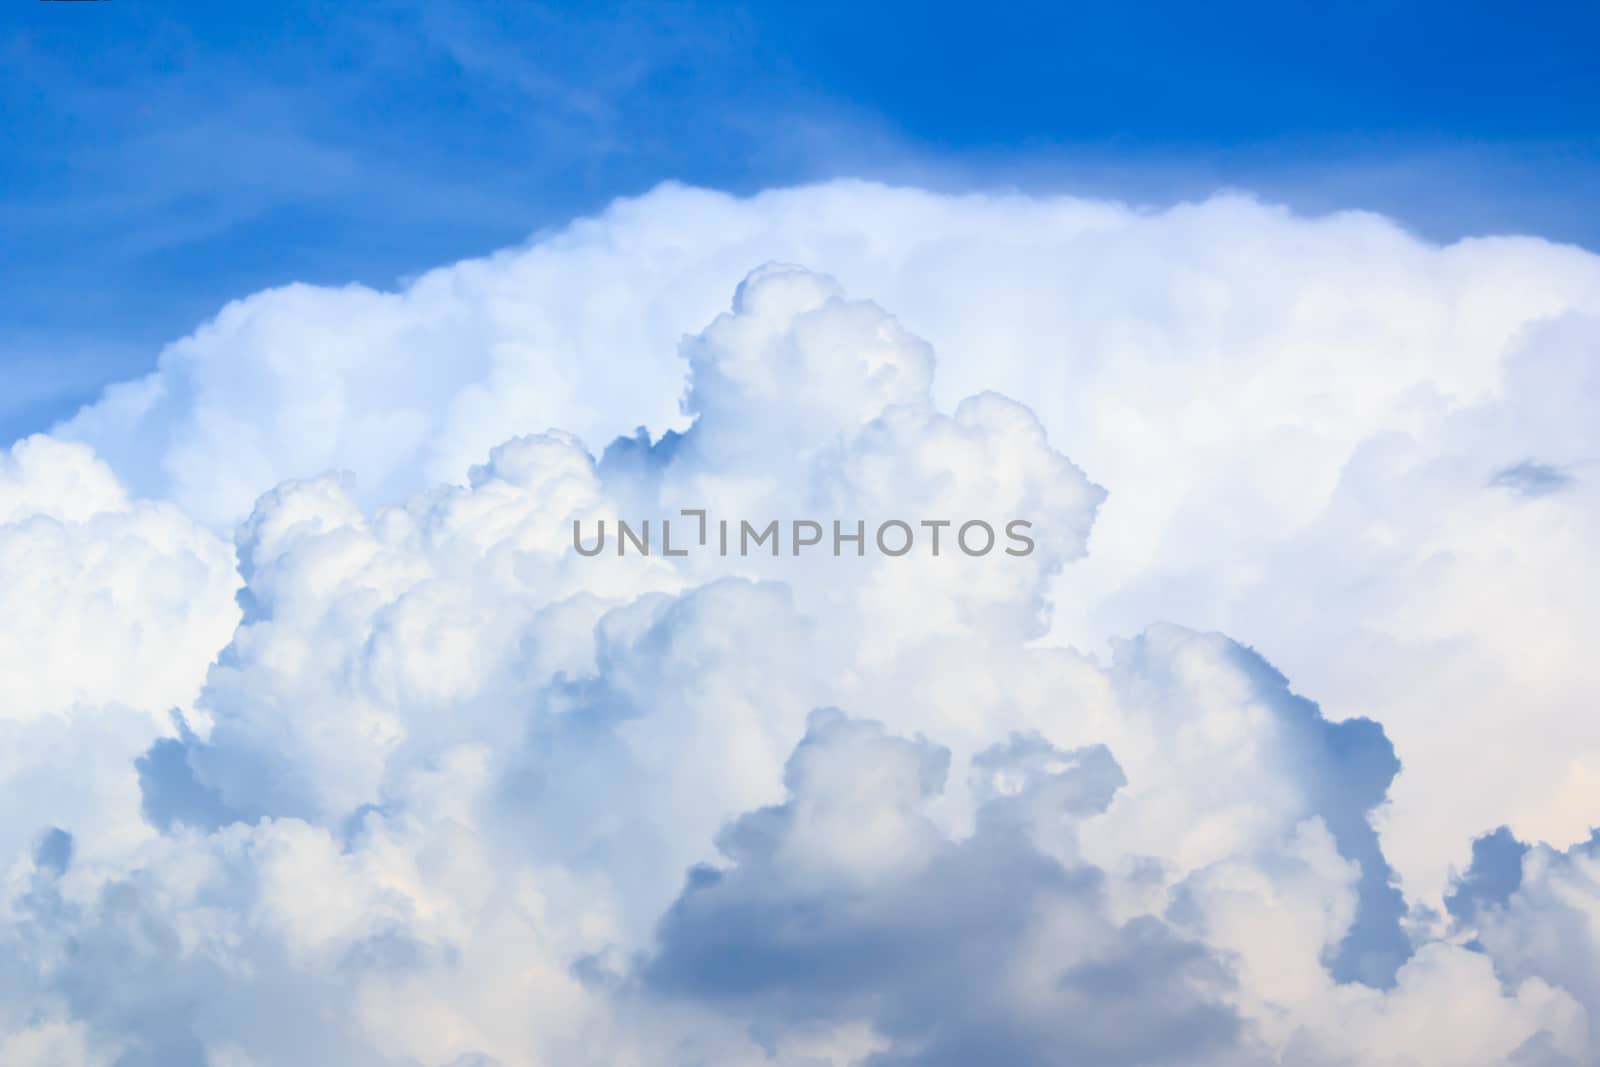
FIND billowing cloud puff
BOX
[3,186,1598,1065]
[1452,828,1600,1052]
[0,436,238,874]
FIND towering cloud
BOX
[55,183,1600,902]
[3,185,1598,1064]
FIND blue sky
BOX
[3,0,1597,441]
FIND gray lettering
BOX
[793,520,823,555]
[741,519,779,556]
[1004,519,1035,557]
[618,519,650,556]
[876,520,914,557]
[958,520,995,556]
[573,519,606,557]
[834,520,865,556]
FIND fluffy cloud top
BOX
[2,182,1597,1065]
[54,182,1600,895]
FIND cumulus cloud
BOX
[53,182,1600,905]
[2,184,1598,1064]
[642,711,1249,1067]
[0,435,239,880]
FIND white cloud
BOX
[3,184,1598,1063]
[0,436,238,725]
[0,436,239,877]
[54,182,1600,900]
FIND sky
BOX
[5,7,1600,1065]
[3,0,1600,440]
